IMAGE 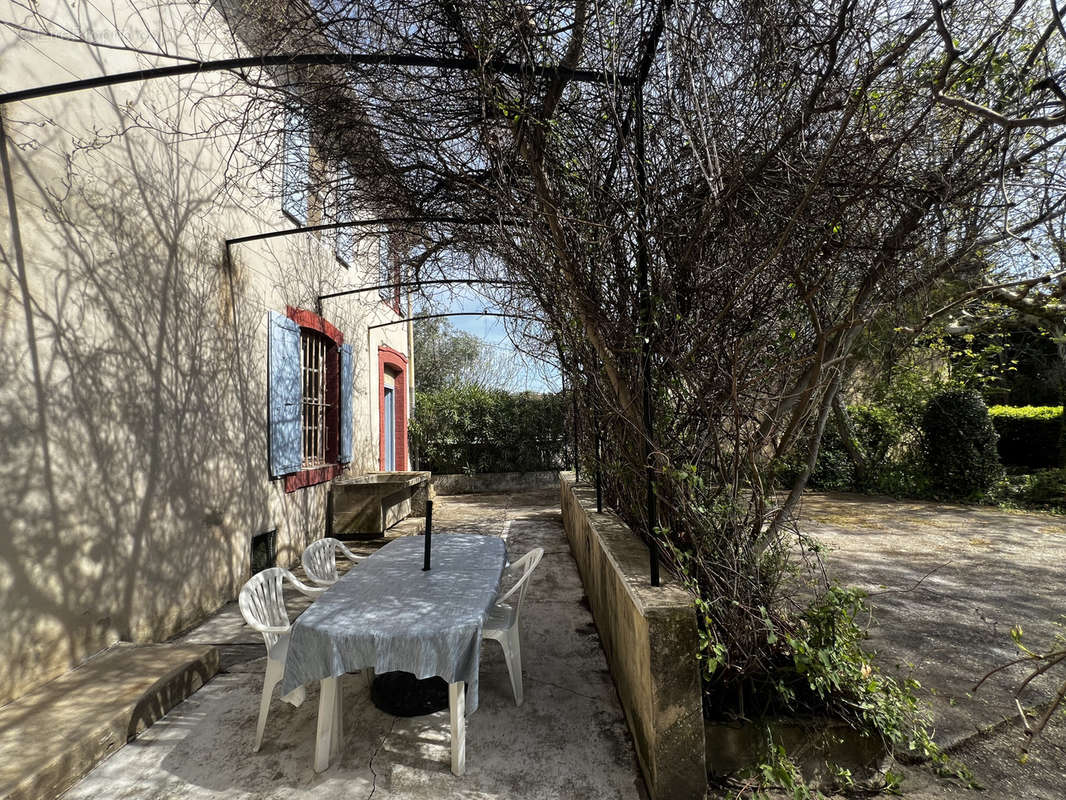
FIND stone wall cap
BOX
[565,481,694,612]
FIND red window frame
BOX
[285,306,345,492]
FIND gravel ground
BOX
[793,492,1066,799]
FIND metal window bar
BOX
[301,331,329,467]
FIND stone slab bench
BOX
[0,642,218,800]
[331,471,430,539]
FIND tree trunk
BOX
[832,394,868,485]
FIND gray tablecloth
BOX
[281,534,507,714]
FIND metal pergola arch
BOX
[0,38,660,586]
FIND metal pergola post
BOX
[594,422,603,513]
[572,380,580,482]
[635,46,659,588]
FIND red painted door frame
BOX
[377,345,408,470]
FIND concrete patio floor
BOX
[59,490,646,800]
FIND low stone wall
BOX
[430,470,560,495]
[560,476,706,800]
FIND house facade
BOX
[0,0,410,706]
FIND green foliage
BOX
[988,405,1064,469]
[1000,468,1066,511]
[774,588,930,745]
[754,741,816,799]
[851,405,905,467]
[808,427,855,491]
[724,587,974,797]
[921,390,1002,499]
[413,312,514,392]
[807,404,916,494]
[411,386,567,473]
[805,397,1062,509]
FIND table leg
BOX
[449,681,465,776]
[332,678,343,760]
[314,677,340,772]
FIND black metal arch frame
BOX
[367,310,537,330]
[0,52,633,107]
[0,39,660,586]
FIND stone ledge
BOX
[0,642,219,800]
[431,471,560,495]
[331,471,431,537]
[560,475,706,800]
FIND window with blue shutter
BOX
[268,311,302,477]
[282,113,310,224]
[339,344,354,463]
[270,307,353,490]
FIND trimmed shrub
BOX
[921,390,1002,499]
[988,405,1063,469]
[411,386,568,474]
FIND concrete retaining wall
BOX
[560,476,706,800]
[430,471,560,495]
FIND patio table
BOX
[281,533,507,774]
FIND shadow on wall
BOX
[0,99,290,705]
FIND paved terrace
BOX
[59,490,646,800]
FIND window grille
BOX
[301,330,329,467]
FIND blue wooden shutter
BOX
[268,311,302,476]
[282,113,309,223]
[339,343,354,463]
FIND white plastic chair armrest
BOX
[496,581,522,604]
[495,548,543,604]
[245,621,290,636]
[334,541,362,564]
[288,574,326,598]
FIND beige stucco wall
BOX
[0,0,409,706]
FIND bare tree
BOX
[6,0,1066,713]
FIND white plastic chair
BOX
[301,537,362,586]
[238,567,324,752]
[482,547,544,706]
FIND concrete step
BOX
[0,642,218,800]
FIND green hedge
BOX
[989,405,1063,469]
[411,386,568,474]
